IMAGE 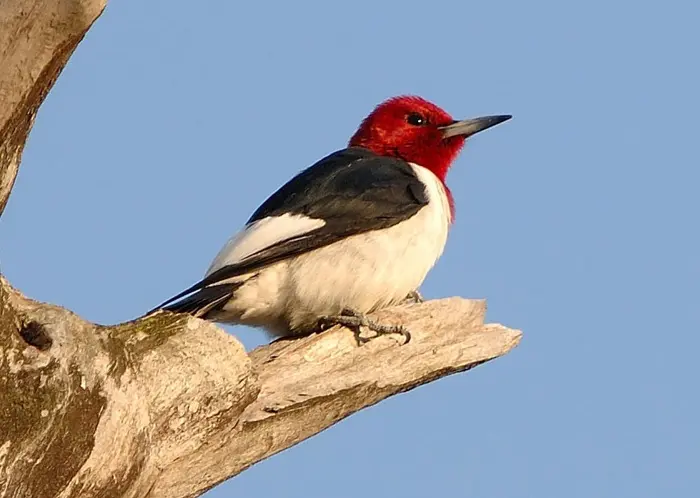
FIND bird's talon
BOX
[371,323,411,344]
[396,326,412,344]
[402,290,424,304]
[318,310,410,345]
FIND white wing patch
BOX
[206,213,326,275]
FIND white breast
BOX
[208,163,452,336]
[275,162,451,332]
[408,162,452,259]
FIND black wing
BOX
[151,147,428,312]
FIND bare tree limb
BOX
[1,276,520,498]
[0,0,106,216]
[0,1,522,497]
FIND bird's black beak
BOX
[440,115,512,139]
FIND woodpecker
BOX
[151,96,510,342]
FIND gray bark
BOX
[0,1,522,497]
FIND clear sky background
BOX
[2,0,699,496]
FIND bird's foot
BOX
[319,309,411,345]
[401,290,424,304]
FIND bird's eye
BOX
[406,112,426,126]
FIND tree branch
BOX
[0,1,522,497]
[1,276,520,497]
[0,0,106,216]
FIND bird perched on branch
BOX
[151,95,510,342]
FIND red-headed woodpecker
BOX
[152,96,511,342]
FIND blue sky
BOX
[2,0,699,496]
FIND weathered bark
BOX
[1,278,519,498]
[0,0,107,217]
[0,1,522,497]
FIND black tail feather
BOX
[149,283,240,319]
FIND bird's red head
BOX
[349,95,511,184]
[349,96,460,182]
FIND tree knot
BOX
[18,320,53,351]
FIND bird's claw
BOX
[402,290,424,304]
[319,309,411,345]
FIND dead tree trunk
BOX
[0,1,522,497]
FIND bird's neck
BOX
[411,161,455,224]
[444,184,455,223]
[349,145,457,221]
[433,171,455,223]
